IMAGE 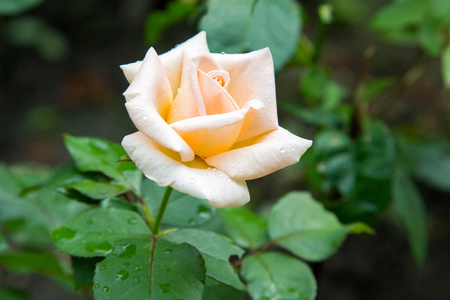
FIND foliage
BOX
[0,137,370,299]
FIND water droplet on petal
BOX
[139,107,144,111]
[188,178,195,184]
[238,168,242,172]
[274,132,279,137]
[280,147,287,153]
[221,52,225,55]
[226,178,231,183]
[219,173,224,177]
[142,115,148,120]
[177,88,182,93]
[230,163,235,168]
[264,94,269,98]
[207,167,212,171]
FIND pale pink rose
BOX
[121,32,312,208]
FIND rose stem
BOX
[153,186,173,235]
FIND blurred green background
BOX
[0,0,449,299]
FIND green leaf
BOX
[203,283,246,300]
[94,238,206,300]
[199,0,256,53]
[51,208,150,257]
[142,178,216,227]
[0,164,22,197]
[269,192,357,261]
[371,0,426,30]
[392,167,428,266]
[0,0,43,15]
[163,229,245,290]
[199,0,302,71]
[145,0,196,43]
[406,140,450,191]
[0,288,30,300]
[442,44,450,89]
[218,207,269,250]
[418,17,443,57]
[100,197,136,212]
[72,256,104,290]
[64,135,141,193]
[331,121,396,223]
[0,188,91,246]
[247,0,302,70]
[241,252,316,300]
[0,252,70,280]
[69,180,129,200]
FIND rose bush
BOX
[121,32,312,208]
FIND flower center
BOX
[206,70,230,89]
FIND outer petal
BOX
[170,100,263,158]
[160,31,211,98]
[123,47,194,162]
[120,61,142,83]
[122,132,250,208]
[212,48,279,142]
[205,127,312,180]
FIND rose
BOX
[121,32,312,208]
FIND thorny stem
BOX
[153,186,173,235]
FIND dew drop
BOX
[142,115,148,120]
[280,147,287,153]
[230,163,235,168]
[86,218,93,225]
[134,277,140,282]
[274,132,279,137]
[219,173,224,177]
[177,88,182,93]
[212,168,217,173]
[94,284,100,289]
[134,266,143,271]
[123,262,130,268]
[291,148,295,152]
[139,106,144,111]
[264,94,269,98]
[102,286,109,293]
[221,51,225,55]
[164,268,171,273]
[188,178,195,184]
[207,167,212,171]
[226,178,231,183]
[127,217,138,225]
[238,168,242,172]
[115,269,129,282]
[164,249,173,254]
[100,265,106,270]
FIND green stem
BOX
[312,13,327,64]
[153,186,173,235]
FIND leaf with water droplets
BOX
[51,208,151,257]
[94,238,206,300]
[163,229,245,291]
[269,192,372,262]
[241,252,316,300]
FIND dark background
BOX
[0,0,449,299]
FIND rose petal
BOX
[198,69,238,115]
[205,127,312,180]
[170,100,263,158]
[122,131,250,208]
[123,47,194,162]
[160,31,211,97]
[120,61,142,83]
[212,48,278,142]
